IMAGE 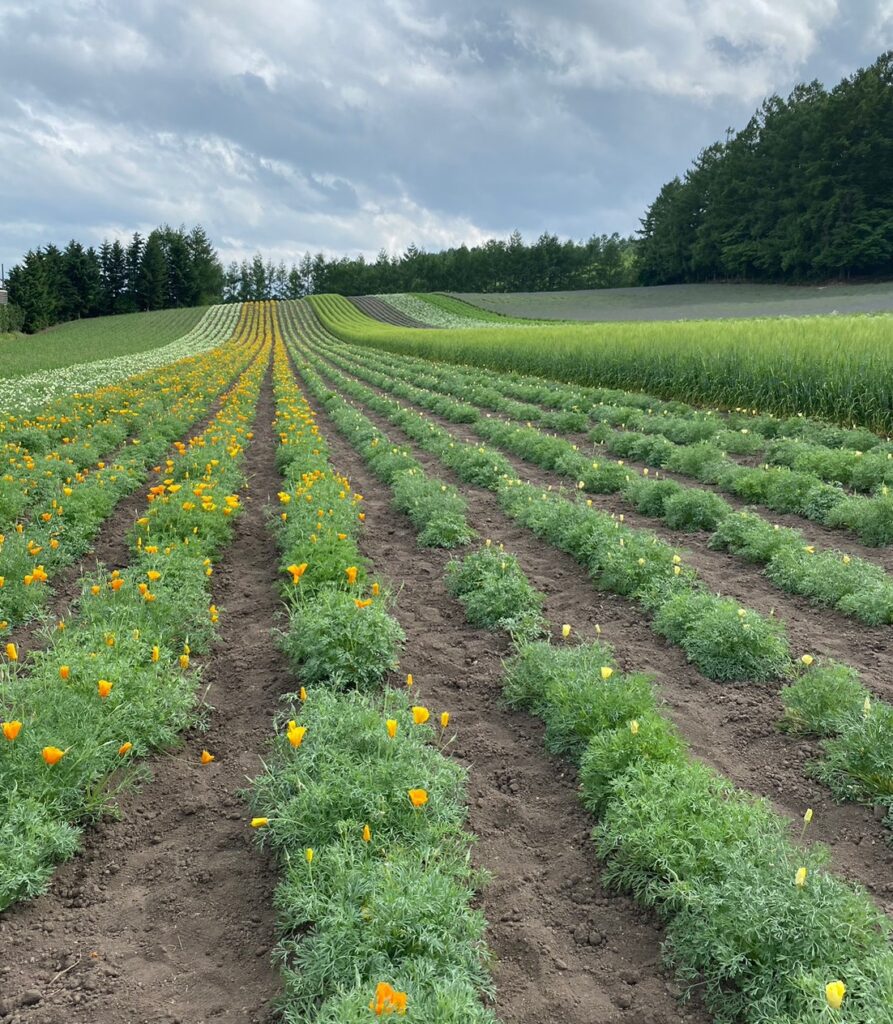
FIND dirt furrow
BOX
[293,370,708,1024]
[348,295,439,329]
[298,355,893,913]
[0,368,285,1024]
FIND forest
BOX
[637,52,893,284]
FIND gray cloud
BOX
[0,0,887,271]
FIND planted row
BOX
[0,313,269,910]
[0,304,261,635]
[291,323,893,817]
[248,329,495,1021]
[305,323,893,624]
[279,303,474,550]
[287,299,893,1020]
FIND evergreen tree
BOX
[138,231,168,310]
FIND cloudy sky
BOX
[1,0,890,272]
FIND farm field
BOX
[0,305,209,379]
[316,293,893,434]
[0,297,891,1024]
[453,281,893,321]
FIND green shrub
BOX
[815,703,893,808]
[281,587,404,691]
[445,547,545,642]
[665,442,728,481]
[708,510,797,562]
[622,476,682,518]
[391,470,475,548]
[579,710,686,814]
[503,640,655,758]
[662,488,730,531]
[594,758,790,910]
[663,840,890,1023]
[766,547,893,625]
[250,688,493,1023]
[654,591,790,682]
[826,492,893,546]
[779,663,869,735]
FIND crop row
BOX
[286,302,893,827]
[309,293,893,434]
[0,302,257,534]
[247,325,494,1021]
[0,307,270,910]
[375,294,893,463]
[303,311,893,549]
[0,303,242,415]
[297,313,893,626]
[0,303,262,636]
[280,306,893,1023]
[374,293,532,329]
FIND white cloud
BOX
[507,0,839,101]
[875,1,893,43]
[0,0,886,271]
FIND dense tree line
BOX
[6,225,223,332]
[218,232,637,301]
[638,52,893,284]
[6,229,637,332]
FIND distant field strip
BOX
[0,304,241,414]
[0,305,210,379]
[372,293,533,328]
[310,294,893,434]
[454,282,893,322]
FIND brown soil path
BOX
[0,367,285,1024]
[294,369,708,1024]
[296,348,893,913]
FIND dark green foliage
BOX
[445,547,545,642]
[282,588,404,691]
[503,640,656,757]
[7,224,224,331]
[653,591,790,682]
[780,663,869,735]
[638,53,893,284]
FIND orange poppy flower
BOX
[2,720,22,741]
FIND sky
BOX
[1,0,891,273]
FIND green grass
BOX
[309,294,893,434]
[0,307,208,378]
[452,281,893,322]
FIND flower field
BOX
[0,297,891,1023]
